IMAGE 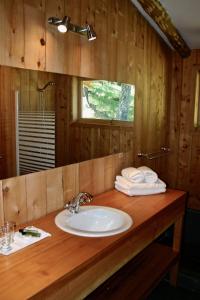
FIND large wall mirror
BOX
[0,65,134,180]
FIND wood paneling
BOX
[69,123,134,164]
[2,175,27,224]
[0,0,25,68]
[46,167,63,214]
[167,50,200,210]
[0,0,171,182]
[0,152,133,225]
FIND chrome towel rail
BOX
[137,147,171,160]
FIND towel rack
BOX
[137,147,171,160]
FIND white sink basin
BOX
[55,206,133,237]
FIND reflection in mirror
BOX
[80,80,135,122]
[0,66,134,180]
[16,83,56,175]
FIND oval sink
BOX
[55,206,133,237]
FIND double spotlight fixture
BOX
[48,16,96,41]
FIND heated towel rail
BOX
[17,111,55,175]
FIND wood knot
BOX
[40,38,46,46]
[3,186,9,193]
[21,56,24,63]
[37,61,41,67]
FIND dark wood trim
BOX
[137,0,191,58]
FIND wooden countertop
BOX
[0,189,186,300]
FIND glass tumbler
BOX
[4,221,16,243]
[0,223,13,252]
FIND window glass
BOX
[81,80,135,122]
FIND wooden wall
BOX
[69,123,134,163]
[0,152,133,225]
[0,0,172,181]
[0,0,173,222]
[167,50,200,210]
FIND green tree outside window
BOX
[81,80,135,121]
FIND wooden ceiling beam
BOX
[137,0,191,58]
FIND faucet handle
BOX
[63,192,93,213]
[80,192,93,204]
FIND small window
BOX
[80,80,135,124]
[194,70,200,127]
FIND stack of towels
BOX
[115,166,166,196]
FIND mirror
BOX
[0,65,134,180]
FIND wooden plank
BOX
[170,215,184,286]
[55,74,71,167]
[0,0,25,68]
[0,66,17,179]
[46,167,64,213]
[92,157,105,195]
[24,0,46,70]
[25,171,47,221]
[176,54,194,191]
[2,175,27,224]
[62,163,79,204]
[45,0,66,74]
[104,155,115,192]
[79,159,94,195]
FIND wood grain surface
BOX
[0,188,186,300]
[167,50,200,210]
[0,0,172,192]
[0,152,133,225]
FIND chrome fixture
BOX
[48,16,96,41]
[64,192,93,214]
[37,81,56,92]
[138,147,171,160]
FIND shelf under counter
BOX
[86,242,179,300]
[0,189,186,300]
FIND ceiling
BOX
[131,0,200,49]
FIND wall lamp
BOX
[48,16,96,41]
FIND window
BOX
[194,70,200,127]
[80,80,135,124]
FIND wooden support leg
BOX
[170,215,184,286]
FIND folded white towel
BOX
[116,176,166,190]
[137,166,158,183]
[121,167,144,183]
[115,183,166,196]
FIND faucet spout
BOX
[64,192,93,213]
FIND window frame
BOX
[77,79,134,128]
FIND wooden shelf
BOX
[86,243,179,300]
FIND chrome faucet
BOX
[64,192,93,214]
